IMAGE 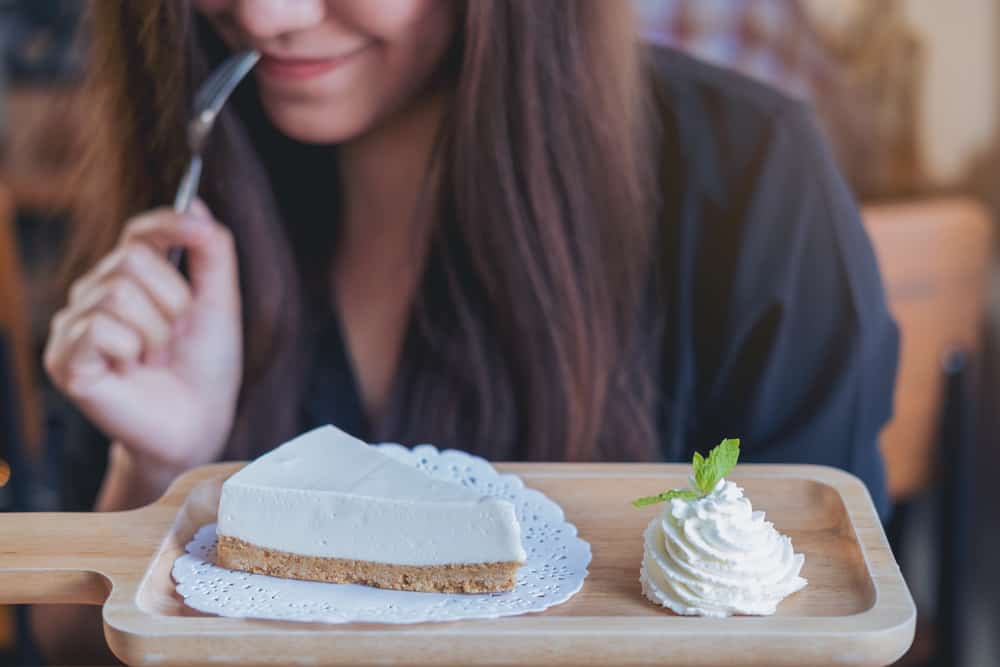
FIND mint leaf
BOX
[693,451,714,494]
[693,438,740,494]
[631,438,741,508]
[631,489,699,508]
[693,451,705,469]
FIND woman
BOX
[36,0,898,662]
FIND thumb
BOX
[178,205,241,313]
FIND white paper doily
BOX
[172,444,591,624]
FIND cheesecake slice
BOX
[216,425,527,593]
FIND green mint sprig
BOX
[631,489,700,507]
[631,438,741,508]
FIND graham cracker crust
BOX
[217,535,521,593]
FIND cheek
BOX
[348,0,446,30]
[368,0,455,84]
[350,0,455,73]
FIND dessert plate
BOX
[172,445,592,624]
[0,463,914,666]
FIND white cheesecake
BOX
[216,425,527,593]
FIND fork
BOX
[168,49,261,266]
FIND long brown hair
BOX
[64,1,662,462]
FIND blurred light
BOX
[0,458,9,487]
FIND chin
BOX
[260,99,375,145]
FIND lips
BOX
[257,45,369,82]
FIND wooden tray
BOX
[0,463,914,666]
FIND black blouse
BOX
[57,47,898,519]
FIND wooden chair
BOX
[0,183,30,663]
[864,198,992,500]
[863,197,994,667]
[0,182,40,455]
[0,336,18,657]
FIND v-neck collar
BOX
[301,310,371,441]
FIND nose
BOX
[231,0,326,41]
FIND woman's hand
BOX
[44,201,243,478]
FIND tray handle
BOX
[0,509,149,605]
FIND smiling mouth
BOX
[257,45,369,82]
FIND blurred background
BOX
[1,1,999,665]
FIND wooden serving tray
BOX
[0,463,914,666]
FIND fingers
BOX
[189,198,212,219]
[60,230,193,357]
[71,201,237,311]
[176,205,241,312]
[69,241,192,320]
[44,310,91,388]
[87,313,143,365]
[45,201,240,396]
[67,313,143,369]
[118,241,193,319]
[68,209,193,307]
[44,311,142,397]
[47,274,169,384]
[79,276,174,352]
[119,203,240,312]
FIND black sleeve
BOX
[683,102,899,520]
[45,393,109,511]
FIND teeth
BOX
[639,480,807,617]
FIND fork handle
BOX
[168,156,204,266]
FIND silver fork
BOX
[169,49,260,265]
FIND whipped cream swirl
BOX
[640,478,807,617]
